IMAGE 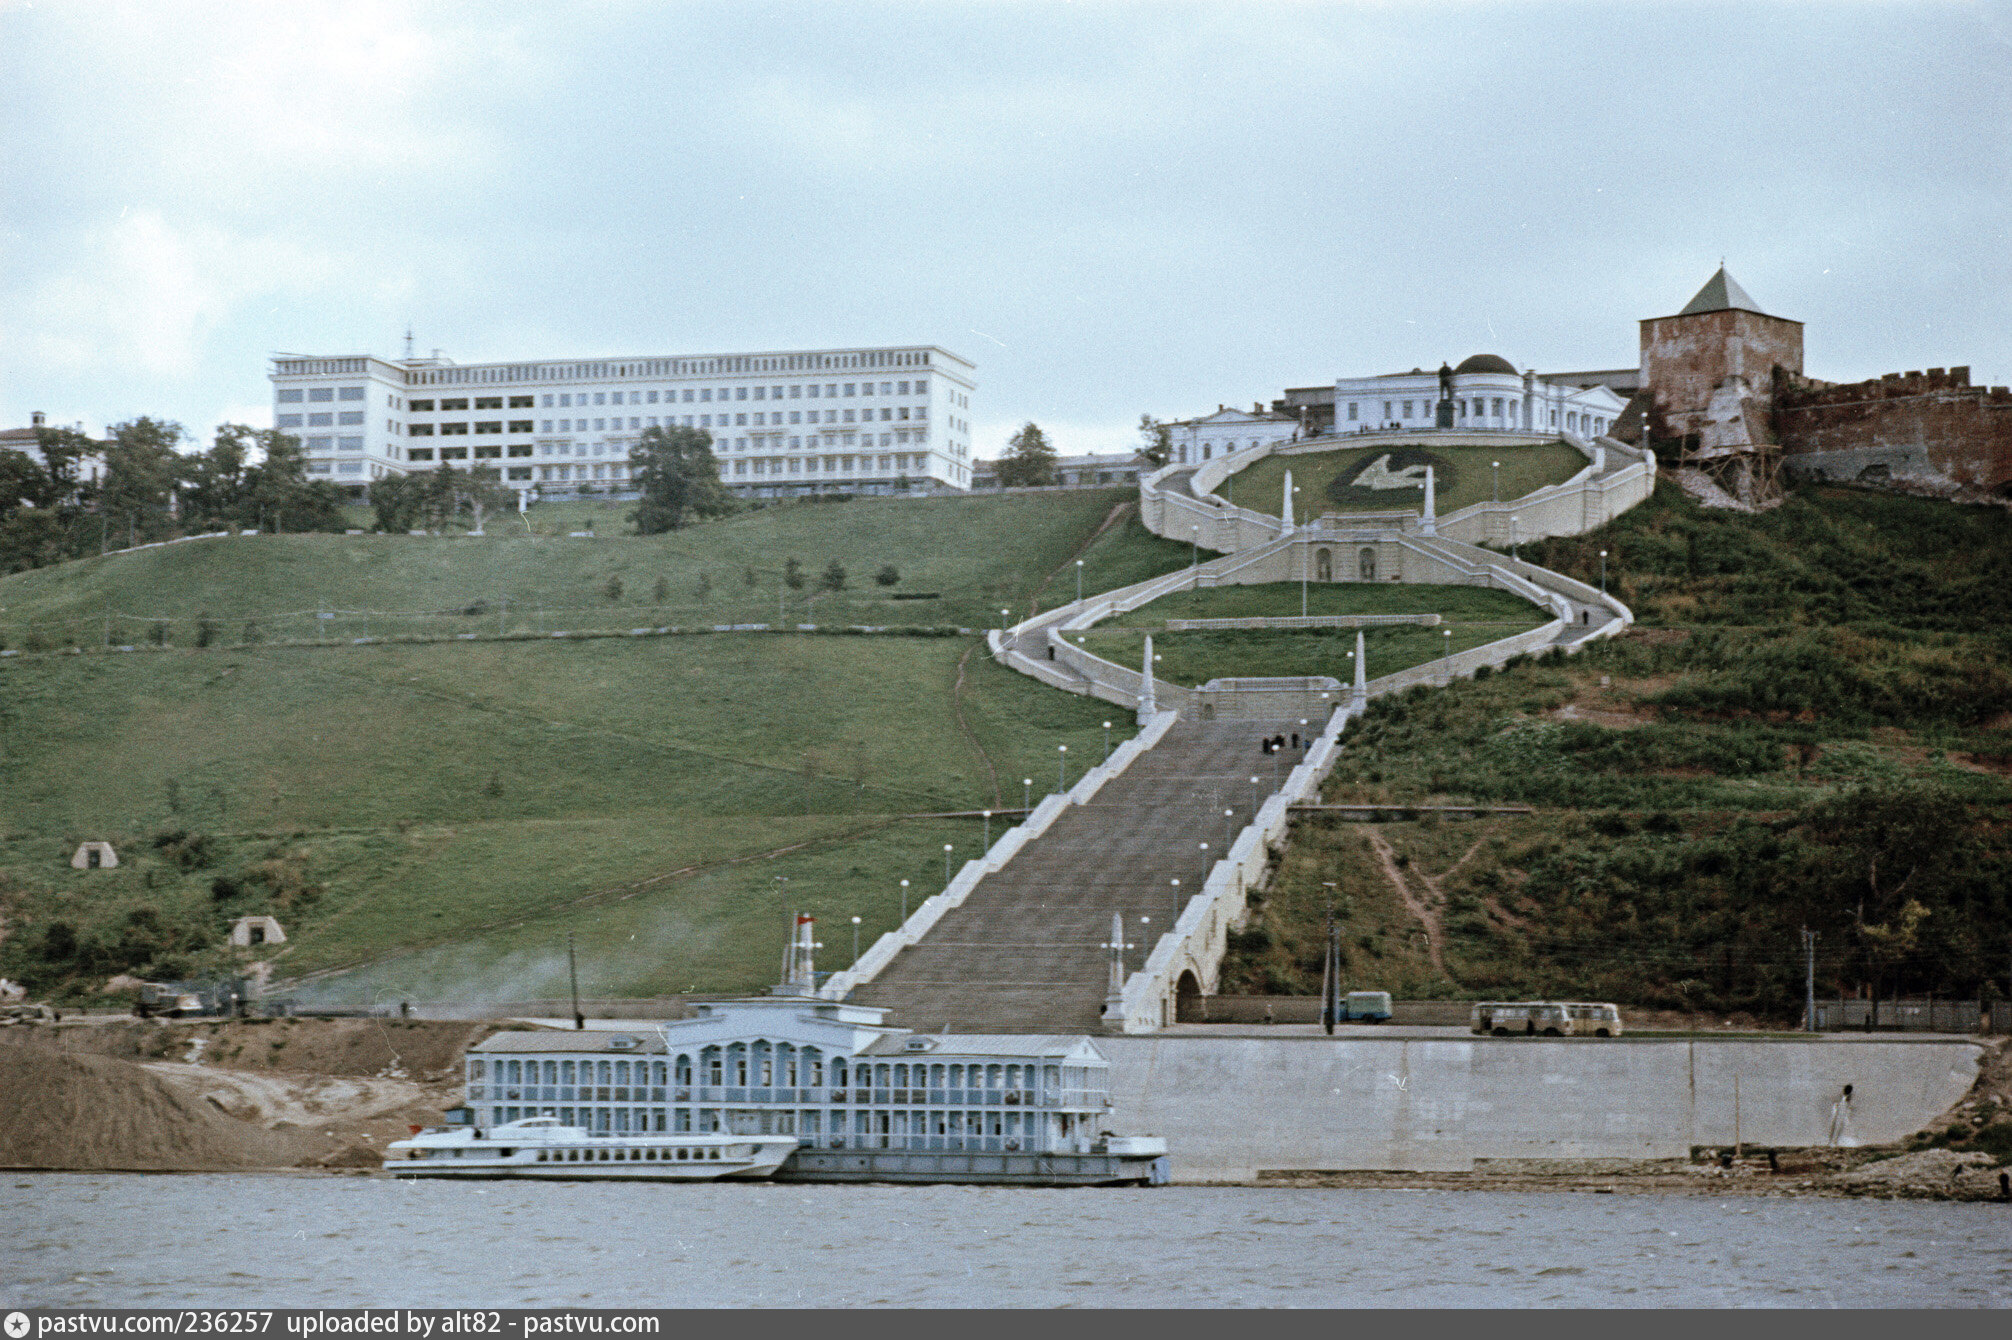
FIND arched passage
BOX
[1315,547,1332,582]
[1173,969,1205,1022]
[1358,547,1377,581]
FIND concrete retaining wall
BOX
[1101,1034,1984,1180]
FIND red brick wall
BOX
[1641,309,1804,439]
[1776,367,2012,493]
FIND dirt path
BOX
[1028,499,1134,617]
[950,643,1004,809]
[1364,828,1448,976]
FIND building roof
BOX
[473,1029,663,1054]
[1678,266,1765,317]
[1453,353,1518,375]
[858,1033,1105,1060]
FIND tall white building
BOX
[268,344,977,498]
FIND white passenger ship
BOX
[383,1115,798,1180]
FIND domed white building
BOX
[1304,354,1628,439]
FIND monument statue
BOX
[1436,362,1455,429]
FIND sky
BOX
[3,0,2009,459]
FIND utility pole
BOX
[1321,883,1341,1035]
[567,931,584,1031]
[1803,928,1819,1032]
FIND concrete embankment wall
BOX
[1101,1034,1982,1181]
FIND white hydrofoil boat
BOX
[383,1116,798,1181]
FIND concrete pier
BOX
[1101,1031,1983,1181]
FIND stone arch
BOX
[1358,547,1377,581]
[1315,547,1332,581]
[1174,968,1205,1022]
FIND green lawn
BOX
[1217,441,1587,518]
[0,489,1135,646]
[1072,583,1547,687]
[0,487,1168,1006]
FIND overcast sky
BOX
[4,0,2009,458]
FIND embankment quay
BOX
[1100,1028,1982,1180]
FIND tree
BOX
[459,465,513,535]
[100,417,184,545]
[629,425,737,533]
[653,575,672,603]
[1137,414,1174,468]
[874,564,901,587]
[369,472,425,533]
[995,422,1058,488]
[603,575,624,602]
[820,559,847,592]
[784,557,806,590]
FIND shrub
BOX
[875,564,901,587]
[603,575,624,602]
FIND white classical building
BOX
[1165,405,1301,466]
[1324,354,1627,438]
[267,344,977,498]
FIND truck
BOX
[1340,990,1393,1022]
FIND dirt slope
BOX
[0,1049,318,1171]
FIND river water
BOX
[5,1175,2008,1308]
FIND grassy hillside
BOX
[0,489,1189,1005]
[1214,441,1585,517]
[1073,582,1546,688]
[1221,483,2012,1017]
[0,490,1182,648]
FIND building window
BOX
[410,399,435,412]
[408,448,435,461]
[337,436,363,451]
[440,398,468,411]
[507,443,533,457]
[440,423,468,435]
[308,388,334,403]
[409,424,434,437]
[337,411,364,425]
[440,447,468,460]
[475,421,502,434]
[277,414,303,428]
[277,389,303,404]
[1347,403,1358,421]
[337,461,363,474]
[474,445,501,459]
[507,467,532,481]
[307,413,333,427]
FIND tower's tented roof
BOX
[1679,266,1765,316]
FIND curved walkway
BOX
[830,434,1650,1033]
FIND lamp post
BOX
[1168,879,1180,921]
[1198,841,1210,880]
[1509,514,1520,562]
[1076,559,1084,605]
[1599,548,1608,596]
[1224,808,1235,849]
[983,809,992,849]
[1023,777,1033,812]
[1057,744,1069,793]
[1251,774,1263,814]
[943,843,953,883]
[899,878,910,923]
[1442,628,1453,685]
[851,915,861,967]
[1102,720,1113,763]
[1492,460,1500,503]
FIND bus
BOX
[1563,1002,1623,1037]
[1469,1001,1573,1036]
